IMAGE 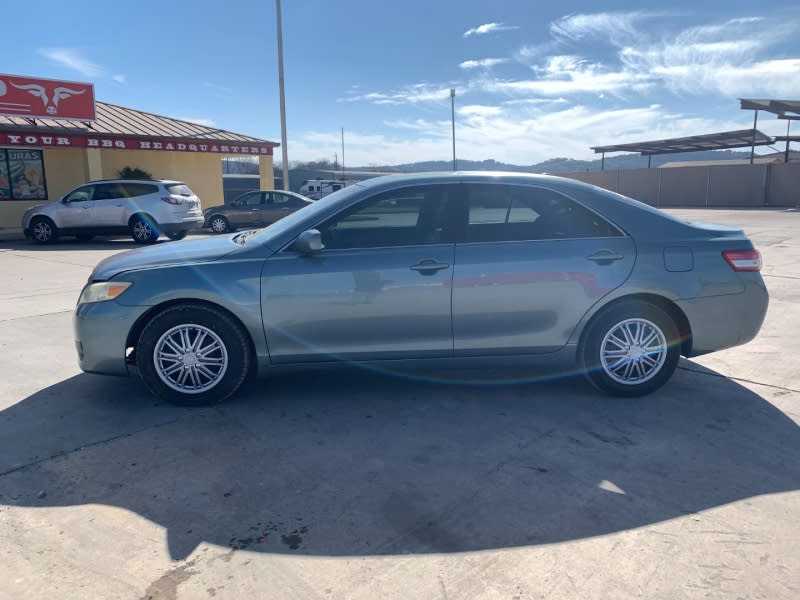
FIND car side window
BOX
[64,186,95,202]
[122,183,159,197]
[238,192,262,206]
[464,184,621,242]
[92,183,126,201]
[316,184,454,250]
[271,193,291,205]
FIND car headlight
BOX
[78,281,132,304]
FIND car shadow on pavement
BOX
[1,363,798,560]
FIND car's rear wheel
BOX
[137,304,252,406]
[166,230,188,241]
[209,215,230,234]
[581,300,681,397]
[130,215,160,243]
[30,217,58,244]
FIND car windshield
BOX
[246,183,364,245]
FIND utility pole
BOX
[276,0,290,190]
[341,127,346,181]
[450,89,456,171]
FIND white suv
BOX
[22,179,205,244]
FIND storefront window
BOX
[0,148,47,200]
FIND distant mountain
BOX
[350,150,757,174]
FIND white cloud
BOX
[112,74,127,85]
[203,81,233,95]
[290,104,749,166]
[464,22,519,37]
[458,105,503,117]
[459,58,510,70]
[340,83,455,105]
[37,48,103,77]
[175,117,217,127]
[549,11,660,45]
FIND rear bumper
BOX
[677,279,769,356]
[159,216,204,234]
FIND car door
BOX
[261,183,457,363]
[90,182,128,225]
[56,185,95,227]
[262,192,302,224]
[451,183,636,354]
[229,192,264,228]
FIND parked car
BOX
[22,179,204,244]
[74,172,768,405]
[203,190,313,233]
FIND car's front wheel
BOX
[130,215,160,243]
[208,215,230,234]
[581,300,681,397]
[137,304,252,406]
[30,217,58,244]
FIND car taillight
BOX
[161,195,185,205]
[722,249,761,272]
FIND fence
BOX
[560,162,800,208]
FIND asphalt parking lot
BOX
[1,209,799,600]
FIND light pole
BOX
[276,0,290,191]
[450,88,456,171]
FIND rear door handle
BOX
[586,250,624,264]
[410,259,450,275]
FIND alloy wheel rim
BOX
[600,318,668,385]
[153,324,229,394]
[211,218,226,232]
[133,221,153,240]
[33,222,52,241]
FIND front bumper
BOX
[74,299,150,376]
[677,279,769,356]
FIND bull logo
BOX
[8,82,85,115]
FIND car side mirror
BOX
[61,197,69,204]
[293,229,324,254]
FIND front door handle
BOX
[410,259,449,275]
[586,250,624,264]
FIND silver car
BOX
[74,172,768,405]
[22,179,204,243]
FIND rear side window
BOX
[92,183,127,200]
[465,184,622,243]
[166,183,193,196]
[122,183,159,197]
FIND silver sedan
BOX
[74,172,768,405]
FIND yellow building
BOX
[0,101,277,239]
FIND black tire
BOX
[137,304,252,406]
[30,217,58,244]
[130,215,160,244]
[166,230,188,241]
[208,215,230,234]
[581,300,681,397]
[76,234,95,242]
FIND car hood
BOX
[91,236,240,280]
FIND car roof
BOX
[86,179,184,185]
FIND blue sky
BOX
[4,0,800,165]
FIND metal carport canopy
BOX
[591,129,774,155]
[740,99,800,117]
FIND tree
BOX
[118,166,154,180]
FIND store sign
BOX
[0,74,96,121]
[0,133,273,155]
